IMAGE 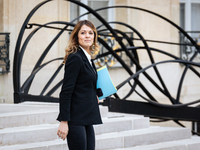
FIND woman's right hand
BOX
[57,121,69,140]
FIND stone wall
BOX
[0,0,5,103]
[0,0,199,105]
[0,0,3,31]
[0,0,70,103]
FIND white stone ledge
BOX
[96,127,191,150]
[0,124,58,146]
[0,127,195,150]
[0,104,109,128]
[0,111,58,129]
[113,136,200,150]
[0,116,148,146]
[0,139,68,150]
[95,116,149,135]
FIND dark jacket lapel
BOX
[77,48,97,78]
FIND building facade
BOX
[0,0,199,108]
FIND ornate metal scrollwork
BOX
[13,0,200,135]
[0,33,10,73]
[180,31,200,62]
[95,32,133,68]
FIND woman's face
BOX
[78,25,94,52]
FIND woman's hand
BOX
[57,121,69,140]
[97,96,99,103]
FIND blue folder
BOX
[96,66,117,100]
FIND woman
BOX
[57,20,102,150]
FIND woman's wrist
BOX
[61,121,68,124]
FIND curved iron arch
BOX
[13,0,200,135]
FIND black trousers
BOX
[67,124,95,150]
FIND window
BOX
[180,0,200,31]
[191,3,200,38]
[180,3,185,29]
[88,0,108,28]
[180,0,200,62]
[70,1,80,24]
[70,0,114,27]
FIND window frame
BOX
[180,0,200,31]
[79,0,115,25]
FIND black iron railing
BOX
[0,32,10,73]
[13,0,200,135]
[95,32,134,68]
[180,31,200,62]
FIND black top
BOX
[57,47,102,125]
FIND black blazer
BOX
[57,47,102,125]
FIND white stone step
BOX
[94,116,149,134]
[17,101,109,118]
[0,104,108,128]
[0,116,146,146]
[95,127,191,150]
[0,110,58,129]
[0,103,59,113]
[0,127,192,150]
[99,105,109,118]
[0,124,58,146]
[0,139,68,150]
[112,136,200,150]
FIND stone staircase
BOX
[0,102,200,150]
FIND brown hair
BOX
[64,20,100,63]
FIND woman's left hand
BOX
[57,121,69,140]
